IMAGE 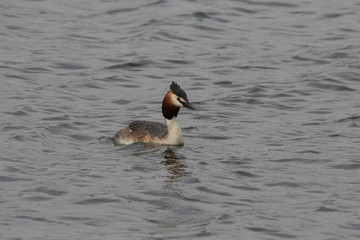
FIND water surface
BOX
[1,0,360,239]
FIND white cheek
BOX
[171,96,184,108]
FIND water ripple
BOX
[1,0,360,239]
[73,198,121,205]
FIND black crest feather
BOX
[170,82,188,100]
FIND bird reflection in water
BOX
[110,142,191,181]
[162,147,190,181]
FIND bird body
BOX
[114,82,195,145]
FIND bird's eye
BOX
[177,98,181,102]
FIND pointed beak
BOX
[183,101,196,110]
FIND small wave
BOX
[53,62,89,70]
[196,186,233,196]
[336,115,360,123]
[234,7,259,14]
[152,31,193,42]
[0,176,31,182]
[321,13,344,19]
[107,60,152,70]
[193,11,210,18]
[73,198,121,205]
[246,227,297,239]
[331,163,360,170]
[105,7,137,15]
[23,187,67,196]
[315,206,338,212]
[234,170,258,178]
[309,82,355,91]
[15,215,61,224]
[241,0,297,8]
[292,56,331,65]
[3,110,29,116]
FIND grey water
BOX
[1,0,360,239]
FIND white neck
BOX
[163,117,184,145]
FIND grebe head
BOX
[162,82,195,119]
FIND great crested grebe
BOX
[113,82,195,145]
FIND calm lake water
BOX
[1,0,360,239]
